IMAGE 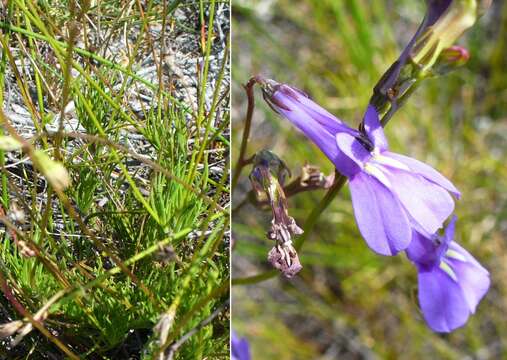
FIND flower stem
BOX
[231,77,257,190]
[295,174,347,250]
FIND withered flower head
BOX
[249,150,303,278]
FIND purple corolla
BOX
[232,331,251,360]
[262,79,460,256]
[406,217,490,332]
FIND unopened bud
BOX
[433,46,470,75]
[411,0,488,72]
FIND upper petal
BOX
[443,215,457,245]
[349,172,412,256]
[384,152,460,198]
[382,168,455,235]
[418,266,470,333]
[363,105,388,151]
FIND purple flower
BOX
[262,79,460,256]
[406,217,490,332]
[232,331,251,360]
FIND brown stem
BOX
[0,272,79,359]
[231,77,257,190]
[241,173,333,210]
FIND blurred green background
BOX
[232,0,507,359]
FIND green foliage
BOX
[0,0,229,358]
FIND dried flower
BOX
[267,240,302,279]
[154,245,181,266]
[250,150,303,277]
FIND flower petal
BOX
[232,331,251,360]
[446,242,490,313]
[274,95,341,163]
[363,105,388,151]
[406,231,440,267]
[443,215,457,245]
[279,85,348,135]
[335,132,370,177]
[349,172,412,256]
[384,152,460,198]
[418,267,470,332]
[273,89,363,178]
[382,169,454,235]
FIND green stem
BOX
[0,21,189,113]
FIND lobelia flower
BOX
[406,217,490,332]
[260,77,460,256]
[232,331,251,360]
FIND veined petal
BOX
[274,84,355,136]
[370,152,410,171]
[409,218,489,333]
[418,267,470,333]
[384,152,460,198]
[383,169,454,235]
[363,105,388,151]
[274,96,341,163]
[349,172,411,256]
[272,90,363,178]
[281,86,348,135]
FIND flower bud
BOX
[411,0,490,72]
[432,45,470,74]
